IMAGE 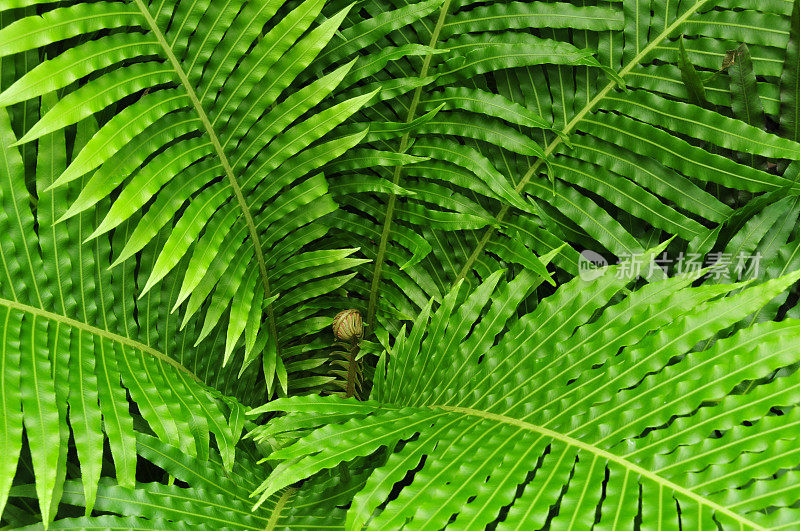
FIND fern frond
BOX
[0,98,243,524]
[252,256,800,528]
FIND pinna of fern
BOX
[249,246,800,529]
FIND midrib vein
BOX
[437,405,764,530]
[133,0,280,353]
[0,297,201,383]
[455,0,716,283]
[264,487,297,530]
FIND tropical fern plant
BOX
[4,0,800,528]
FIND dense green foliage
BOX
[3,0,800,528]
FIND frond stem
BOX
[366,0,452,331]
[133,0,280,354]
[344,346,360,399]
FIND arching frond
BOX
[0,93,243,526]
[251,256,800,529]
[4,0,800,528]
